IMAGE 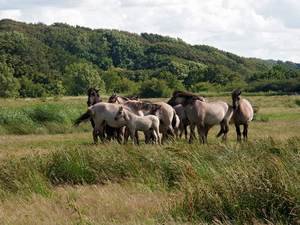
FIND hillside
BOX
[0,19,299,97]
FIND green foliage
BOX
[0,62,20,97]
[139,78,172,98]
[102,68,139,94]
[0,19,300,96]
[63,62,105,95]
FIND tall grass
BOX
[0,139,299,224]
[0,102,88,134]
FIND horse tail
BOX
[74,109,93,126]
[172,110,180,129]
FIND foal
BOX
[114,106,161,145]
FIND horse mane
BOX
[172,90,198,98]
[232,89,242,97]
[172,90,205,102]
[125,101,161,112]
[87,87,99,95]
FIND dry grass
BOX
[0,183,175,225]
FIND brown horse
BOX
[231,89,253,142]
[168,91,232,144]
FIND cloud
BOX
[0,0,300,62]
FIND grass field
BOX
[0,95,299,225]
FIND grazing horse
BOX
[74,102,129,144]
[114,106,161,145]
[231,89,253,142]
[168,91,232,144]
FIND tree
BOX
[63,62,105,95]
[0,62,20,97]
[139,78,171,98]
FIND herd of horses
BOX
[74,88,254,145]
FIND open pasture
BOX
[0,94,299,225]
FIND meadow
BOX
[0,94,299,225]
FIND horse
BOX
[86,88,103,141]
[108,93,139,104]
[231,89,254,142]
[168,91,232,144]
[87,88,102,107]
[167,90,206,106]
[109,94,179,144]
[173,104,189,139]
[74,102,129,144]
[86,88,123,143]
[114,106,161,145]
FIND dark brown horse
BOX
[231,89,253,142]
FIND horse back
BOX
[239,99,254,122]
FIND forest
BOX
[0,19,300,98]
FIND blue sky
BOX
[1,0,300,62]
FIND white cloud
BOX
[0,0,300,62]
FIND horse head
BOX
[87,88,101,106]
[232,89,242,110]
[108,93,118,103]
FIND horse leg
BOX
[184,124,188,140]
[235,123,242,142]
[93,128,98,144]
[124,127,130,144]
[135,131,140,145]
[197,124,206,144]
[204,125,211,144]
[116,127,123,144]
[189,123,196,144]
[243,123,248,141]
[222,123,229,141]
[216,124,224,138]
[129,129,137,145]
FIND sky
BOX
[1,0,300,63]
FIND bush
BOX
[63,62,105,95]
[139,78,172,98]
[0,62,20,97]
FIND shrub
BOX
[139,78,172,98]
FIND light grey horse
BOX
[108,94,179,144]
[114,106,161,145]
[74,102,128,144]
[168,91,232,144]
[231,89,253,141]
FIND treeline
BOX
[0,19,300,98]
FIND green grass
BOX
[0,95,299,224]
[0,139,299,224]
[0,101,89,134]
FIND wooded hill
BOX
[0,19,299,97]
